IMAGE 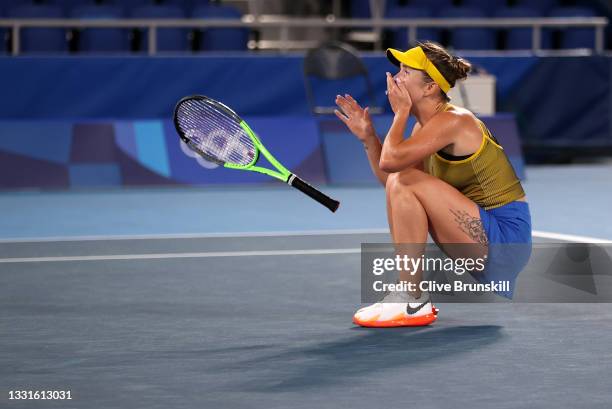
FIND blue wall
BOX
[0,115,524,189]
[0,54,610,148]
[0,117,327,189]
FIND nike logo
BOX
[405,299,430,315]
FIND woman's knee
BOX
[386,175,421,210]
[385,172,399,191]
[385,172,410,198]
[390,169,438,200]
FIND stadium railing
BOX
[0,15,608,56]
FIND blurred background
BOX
[0,0,611,238]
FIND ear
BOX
[423,81,438,97]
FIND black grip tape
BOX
[288,174,340,212]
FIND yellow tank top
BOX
[424,116,525,210]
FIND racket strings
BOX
[176,100,256,166]
[180,102,252,164]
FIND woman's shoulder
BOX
[437,104,482,133]
[431,105,485,155]
[443,104,478,121]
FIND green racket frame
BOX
[174,95,340,212]
[224,121,291,183]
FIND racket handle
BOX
[288,174,340,213]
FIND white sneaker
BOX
[353,291,438,327]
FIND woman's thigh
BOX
[387,167,488,259]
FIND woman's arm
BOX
[361,133,389,186]
[363,121,427,179]
[379,111,458,173]
[335,95,389,186]
[379,73,457,173]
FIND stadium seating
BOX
[71,4,130,52]
[549,6,597,49]
[192,3,247,51]
[407,0,454,9]
[56,0,193,15]
[0,0,604,53]
[349,0,371,18]
[438,7,496,50]
[513,0,559,16]
[125,0,198,12]
[459,0,502,17]
[49,1,101,16]
[385,6,442,48]
[495,6,552,50]
[0,8,6,54]
[8,4,67,53]
[0,0,28,10]
[131,5,190,52]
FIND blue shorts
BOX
[478,201,532,245]
[476,201,533,298]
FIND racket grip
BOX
[288,174,340,212]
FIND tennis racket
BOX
[173,95,340,212]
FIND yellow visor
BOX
[386,46,451,94]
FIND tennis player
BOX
[335,41,532,327]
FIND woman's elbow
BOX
[378,157,398,173]
[379,154,415,173]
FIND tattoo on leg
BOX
[449,209,489,244]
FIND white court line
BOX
[0,228,390,243]
[0,228,610,244]
[532,230,612,244]
[0,229,610,264]
[0,248,362,264]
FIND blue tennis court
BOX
[2,164,612,408]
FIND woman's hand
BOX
[334,94,376,143]
[386,72,412,116]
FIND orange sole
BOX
[353,312,437,328]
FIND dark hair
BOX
[417,41,472,101]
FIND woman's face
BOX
[393,64,430,102]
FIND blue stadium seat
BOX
[460,0,502,17]
[495,7,552,50]
[192,4,248,51]
[116,0,151,5]
[351,0,428,18]
[514,0,559,16]
[171,0,206,9]
[118,0,196,15]
[131,5,189,52]
[349,0,371,18]
[53,0,98,15]
[71,5,130,52]
[8,4,67,53]
[437,7,496,50]
[183,0,212,15]
[113,0,149,14]
[0,0,28,10]
[0,8,6,55]
[549,7,597,49]
[385,7,441,48]
[408,0,453,9]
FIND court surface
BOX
[1,164,612,409]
